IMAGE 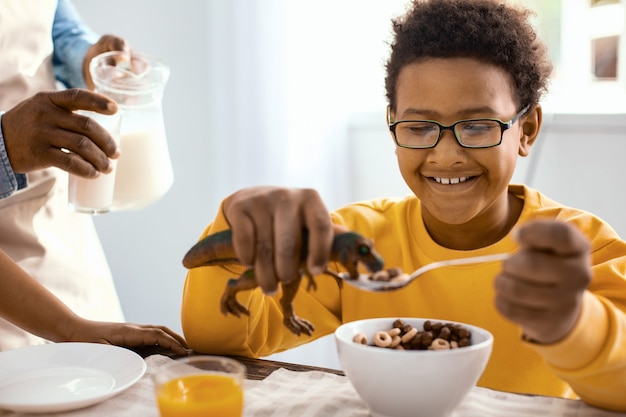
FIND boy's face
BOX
[391,57,536,228]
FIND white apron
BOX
[0,0,124,351]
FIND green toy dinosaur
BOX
[182,228,385,336]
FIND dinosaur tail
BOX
[182,229,239,269]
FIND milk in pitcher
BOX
[112,127,174,210]
[89,50,173,211]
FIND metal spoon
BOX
[337,253,510,292]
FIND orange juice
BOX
[156,373,243,417]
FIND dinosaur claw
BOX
[220,295,250,317]
[284,315,315,336]
[305,275,318,292]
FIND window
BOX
[519,0,626,113]
[590,0,622,79]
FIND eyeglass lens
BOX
[395,120,502,148]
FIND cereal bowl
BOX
[335,317,493,417]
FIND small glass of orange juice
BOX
[153,356,245,417]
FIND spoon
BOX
[337,253,510,292]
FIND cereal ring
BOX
[393,319,406,329]
[373,331,392,347]
[390,273,410,283]
[351,319,473,350]
[387,267,403,278]
[401,327,418,343]
[458,337,471,347]
[388,327,402,337]
[421,331,434,347]
[458,328,471,339]
[353,332,368,345]
[390,335,402,348]
[439,326,451,340]
[429,338,451,350]
[371,270,390,281]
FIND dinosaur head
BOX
[332,232,385,279]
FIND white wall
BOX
[523,113,626,238]
[75,1,222,334]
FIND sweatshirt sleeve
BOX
[527,248,626,412]
[52,0,99,88]
[180,200,342,357]
[0,113,27,199]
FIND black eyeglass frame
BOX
[387,105,531,149]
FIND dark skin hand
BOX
[0,249,189,356]
[1,89,120,178]
[494,220,592,344]
[1,34,130,179]
[64,319,189,357]
[83,34,131,90]
[223,186,335,295]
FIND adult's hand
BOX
[67,319,190,357]
[1,89,120,178]
[83,34,130,90]
[494,220,592,344]
[223,186,334,295]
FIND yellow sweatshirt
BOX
[181,185,626,411]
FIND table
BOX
[233,355,345,380]
[1,348,625,416]
[131,345,346,380]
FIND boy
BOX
[181,0,626,411]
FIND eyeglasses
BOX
[388,105,530,149]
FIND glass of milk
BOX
[89,50,173,211]
[68,110,121,214]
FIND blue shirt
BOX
[0,0,98,199]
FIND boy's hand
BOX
[222,186,334,295]
[494,220,592,344]
[1,89,120,177]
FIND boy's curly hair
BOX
[385,0,553,112]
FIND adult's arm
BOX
[52,0,98,88]
[0,249,189,355]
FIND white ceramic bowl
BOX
[335,317,493,417]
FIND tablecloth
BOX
[1,355,625,417]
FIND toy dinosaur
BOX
[182,228,385,336]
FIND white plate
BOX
[0,342,146,413]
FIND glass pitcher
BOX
[90,50,174,211]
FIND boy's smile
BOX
[432,176,470,185]
[391,57,539,249]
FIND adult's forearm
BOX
[0,250,79,342]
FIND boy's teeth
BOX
[434,176,468,185]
